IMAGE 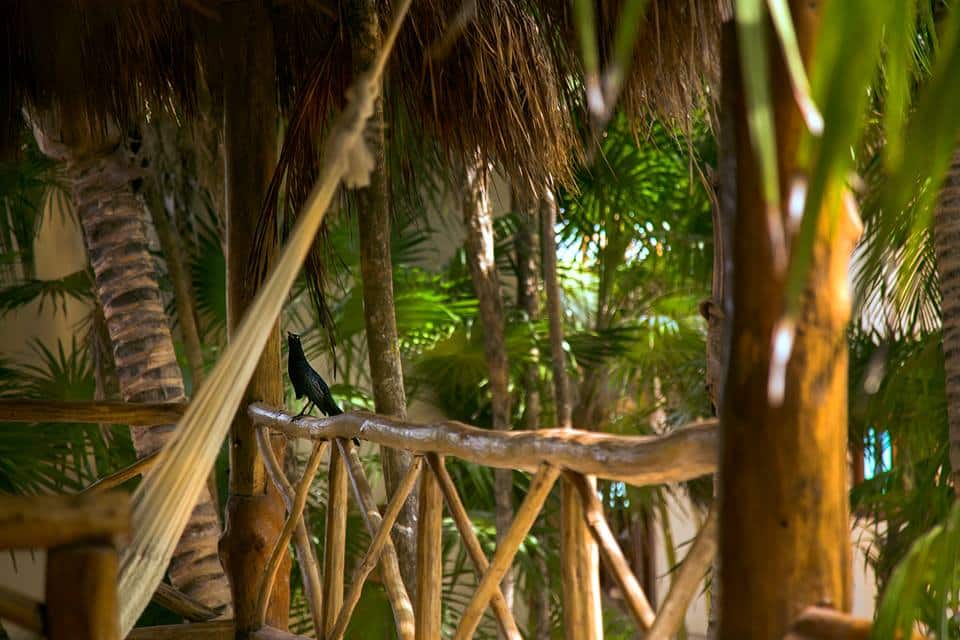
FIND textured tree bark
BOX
[29,115,231,613]
[540,192,601,640]
[219,0,290,633]
[354,0,419,597]
[933,151,960,497]
[515,197,550,639]
[719,2,856,637]
[462,159,516,616]
[516,194,541,430]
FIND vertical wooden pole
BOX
[46,543,119,640]
[353,0,419,597]
[322,444,349,638]
[541,191,600,640]
[416,461,444,640]
[219,0,290,633]
[718,3,856,637]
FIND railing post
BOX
[416,459,443,640]
[46,542,119,640]
[322,440,348,638]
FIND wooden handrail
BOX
[454,464,560,639]
[784,607,927,639]
[647,505,718,639]
[565,471,655,630]
[82,452,160,494]
[153,583,221,623]
[338,439,416,640]
[329,458,423,640]
[0,492,129,550]
[250,404,717,487]
[127,620,234,639]
[425,453,522,639]
[0,584,43,633]
[256,427,324,634]
[0,399,187,424]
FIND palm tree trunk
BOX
[354,0,419,598]
[462,159,515,616]
[718,3,856,637]
[540,191,602,640]
[30,118,232,613]
[933,150,960,498]
[516,195,552,639]
[219,1,291,631]
[516,196,541,430]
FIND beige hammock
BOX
[116,2,411,633]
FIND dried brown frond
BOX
[4,1,205,152]
[602,0,726,125]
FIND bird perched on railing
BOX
[287,332,359,445]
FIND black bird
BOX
[287,332,359,445]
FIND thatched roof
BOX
[3,0,725,175]
[3,0,725,334]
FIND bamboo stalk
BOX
[337,438,416,640]
[453,464,560,640]
[415,460,443,640]
[426,453,521,639]
[329,458,423,640]
[0,399,186,424]
[221,0,288,630]
[647,505,718,640]
[255,440,327,628]
[323,441,349,637]
[257,428,324,635]
[565,471,655,630]
[126,620,234,640]
[0,492,129,550]
[81,451,159,494]
[251,404,717,487]
[153,583,220,622]
[0,584,43,633]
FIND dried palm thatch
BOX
[1,1,204,153]
[255,0,726,329]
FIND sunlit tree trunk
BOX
[219,1,291,632]
[462,158,515,616]
[718,3,856,637]
[30,116,231,613]
[541,190,602,640]
[354,0,419,597]
[933,151,960,498]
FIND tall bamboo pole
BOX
[718,3,857,637]
[219,1,290,632]
[354,0,419,596]
[541,191,601,640]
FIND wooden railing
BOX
[0,493,130,640]
[247,404,720,639]
[0,400,914,638]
